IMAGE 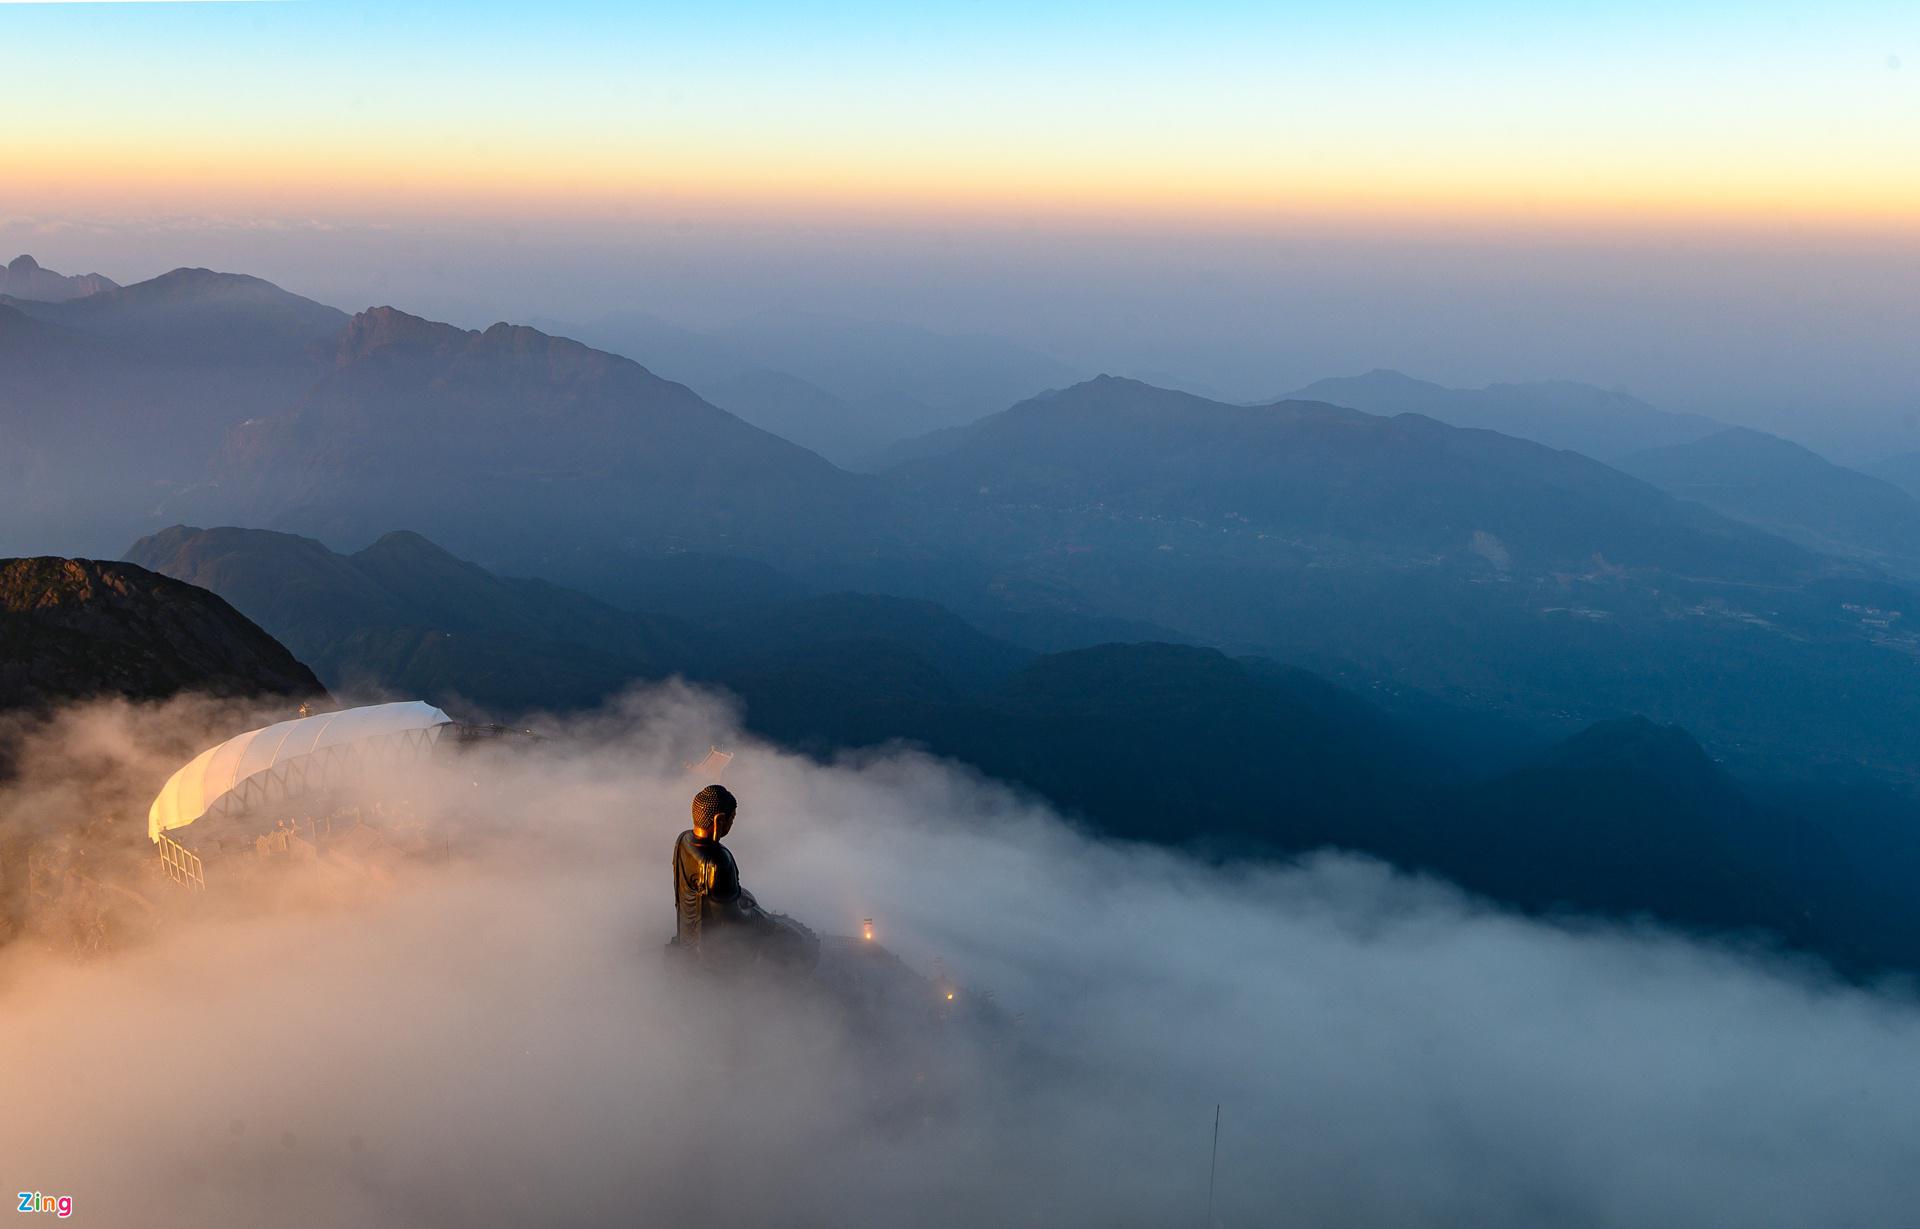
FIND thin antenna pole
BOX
[1204,1103,1221,1228]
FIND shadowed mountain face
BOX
[172,308,891,577]
[1619,428,1920,581]
[124,525,1031,719]
[1289,369,1722,461]
[1437,718,1805,928]
[113,524,1920,976]
[8,263,1920,785]
[1433,716,1920,976]
[0,557,324,715]
[126,525,693,715]
[883,377,1920,781]
[0,254,117,303]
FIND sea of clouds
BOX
[1,685,1917,1228]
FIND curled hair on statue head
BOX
[691,784,737,837]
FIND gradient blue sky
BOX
[8,0,1915,222]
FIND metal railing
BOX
[156,831,205,892]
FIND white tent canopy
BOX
[148,701,452,842]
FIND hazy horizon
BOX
[11,216,1920,462]
[6,0,1917,459]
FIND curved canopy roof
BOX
[148,701,451,842]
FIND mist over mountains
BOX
[1288,369,1725,461]
[175,305,887,577]
[6,259,1920,788]
[6,247,1920,1224]
[878,376,1920,780]
[0,265,346,556]
[7,255,1920,962]
[16,0,1920,1215]
[1619,427,1920,580]
[97,520,1920,979]
[539,306,1085,467]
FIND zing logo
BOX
[15,1194,72,1219]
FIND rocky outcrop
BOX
[0,558,326,713]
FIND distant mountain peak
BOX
[0,253,119,303]
[1355,367,1434,386]
[1537,715,1726,792]
[358,528,466,563]
[139,267,277,297]
[335,306,472,363]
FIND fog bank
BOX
[2,687,1917,1227]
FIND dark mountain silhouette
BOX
[1435,718,1804,926]
[0,557,324,715]
[173,308,889,578]
[942,643,1427,849]
[112,524,1920,977]
[1430,716,1920,976]
[126,525,692,715]
[1288,369,1722,461]
[1619,427,1920,579]
[0,254,117,303]
[124,524,1035,718]
[666,633,1920,976]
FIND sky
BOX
[3,0,1919,453]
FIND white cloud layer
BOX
[2,687,1917,1227]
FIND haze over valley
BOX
[5,3,1920,1224]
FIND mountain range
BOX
[0,254,117,303]
[0,267,346,556]
[7,260,1920,789]
[876,376,1920,780]
[110,525,1920,979]
[167,306,890,579]
[1618,427,1920,581]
